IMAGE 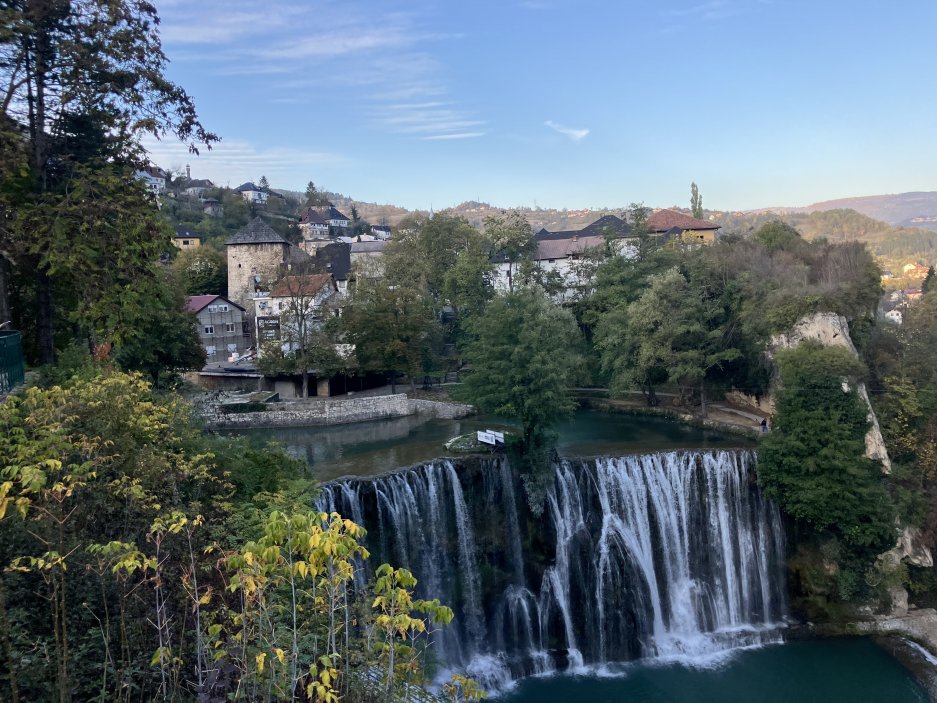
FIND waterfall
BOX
[318,449,786,690]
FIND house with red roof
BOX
[185,294,250,362]
[647,209,721,246]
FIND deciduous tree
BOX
[457,288,584,509]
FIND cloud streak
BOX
[141,136,347,186]
[422,132,486,140]
[545,120,590,141]
[157,1,484,143]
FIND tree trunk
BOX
[700,381,707,418]
[390,372,396,394]
[37,266,55,364]
[301,369,309,398]
[645,382,659,407]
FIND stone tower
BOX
[226,217,291,312]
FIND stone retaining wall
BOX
[203,394,474,429]
[408,398,474,419]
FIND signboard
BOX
[257,316,281,341]
[477,430,505,446]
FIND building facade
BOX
[186,295,250,362]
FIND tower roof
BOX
[226,217,289,245]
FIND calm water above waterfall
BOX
[232,408,750,481]
[319,449,786,690]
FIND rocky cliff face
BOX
[773,313,937,633]
[769,312,891,472]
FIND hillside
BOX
[805,192,937,230]
[714,208,937,265]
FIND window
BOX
[204,325,214,334]
[225,323,236,333]
[182,239,190,246]
[226,343,238,353]
[205,345,216,357]
[218,304,229,312]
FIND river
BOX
[227,407,750,481]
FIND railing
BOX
[0,330,25,394]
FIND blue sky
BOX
[147,0,937,212]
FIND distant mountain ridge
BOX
[752,191,937,231]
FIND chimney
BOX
[186,164,191,179]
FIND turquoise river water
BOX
[497,639,928,702]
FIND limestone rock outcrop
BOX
[769,312,891,472]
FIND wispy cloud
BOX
[545,120,589,141]
[663,0,767,24]
[422,132,486,141]
[141,136,347,186]
[666,0,732,19]
[157,1,484,142]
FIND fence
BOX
[0,331,25,394]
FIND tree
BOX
[11,164,194,354]
[263,268,343,398]
[597,267,740,408]
[758,343,895,558]
[442,237,495,326]
[923,266,935,294]
[304,181,329,207]
[341,280,442,392]
[113,271,206,385]
[1,0,217,363]
[457,288,584,509]
[172,246,227,296]
[483,211,535,292]
[258,175,269,190]
[690,182,704,220]
[384,214,487,306]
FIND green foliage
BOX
[459,288,583,440]
[385,213,490,308]
[753,220,809,253]
[172,246,228,296]
[690,182,703,220]
[923,266,935,294]
[483,211,535,292]
[758,343,895,559]
[596,266,742,406]
[457,288,584,510]
[305,180,330,207]
[342,280,444,390]
[112,270,206,385]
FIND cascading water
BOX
[318,449,786,691]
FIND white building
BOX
[236,181,269,205]
[254,273,338,356]
[135,167,166,195]
[492,215,635,302]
